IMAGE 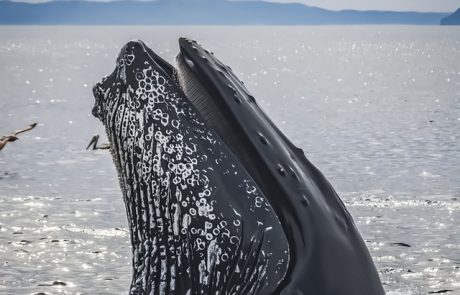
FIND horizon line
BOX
[1,0,457,14]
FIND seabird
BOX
[86,134,110,150]
[0,123,37,151]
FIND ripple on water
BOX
[0,26,459,294]
[343,191,460,294]
[0,194,131,293]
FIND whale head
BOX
[91,38,384,295]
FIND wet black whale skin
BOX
[92,40,290,295]
[178,37,385,295]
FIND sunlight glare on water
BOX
[0,26,459,294]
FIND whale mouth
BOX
[92,38,269,193]
[137,38,279,220]
[175,41,262,191]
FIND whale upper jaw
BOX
[175,37,385,294]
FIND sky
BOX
[7,0,460,13]
[265,0,460,12]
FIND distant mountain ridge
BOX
[441,8,460,25]
[0,0,451,25]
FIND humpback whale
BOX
[92,39,385,295]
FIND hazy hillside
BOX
[441,8,460,25]
[0,0,450,25]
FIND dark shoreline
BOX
[0,0,451,26]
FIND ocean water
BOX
[0,26,459,294]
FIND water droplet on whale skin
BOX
[276,164,286,176]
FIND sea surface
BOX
[0,26,459,295]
